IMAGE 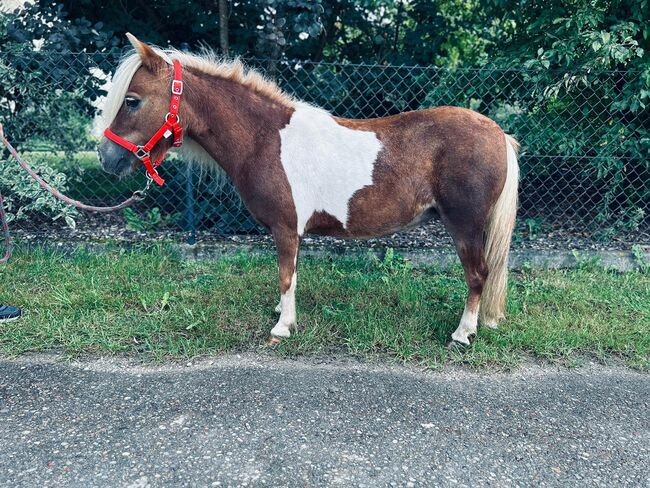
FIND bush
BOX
[0,153,78,228]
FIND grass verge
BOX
[0,244,648,369]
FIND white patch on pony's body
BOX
[451,305,478,345]
[279,103,383,235]
[271,272,297,337]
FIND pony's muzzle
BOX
[98,138,136,177]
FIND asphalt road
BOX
[0,354,648,487]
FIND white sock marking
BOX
[271,272,297,337]
[451,305,478,345]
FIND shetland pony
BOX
[98,34,519,346]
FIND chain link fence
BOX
[1,51,648,246]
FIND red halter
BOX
[104,59,184,186]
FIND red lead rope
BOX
[104,59,184,186]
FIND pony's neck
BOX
[180,68,295,179]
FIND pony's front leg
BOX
[270,229,300,338]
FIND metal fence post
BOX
[179,42,196,246]
[185,162,196,245]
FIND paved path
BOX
[0,355,648,487]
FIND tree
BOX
[52,0,325,61]
[0,3,119,227]
[480,0,649,229]
[218,0,229,55]
[2,0,648,233]
[1,3,119,148]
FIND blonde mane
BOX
[98,46,295,132]
[99,47,296,185]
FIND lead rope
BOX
[0,188,10,264]
[0,123,152,264]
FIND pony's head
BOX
[98,34,177,178]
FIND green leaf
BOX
[64,215,76,229]
[161,292,171,311]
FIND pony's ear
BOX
[126,33,166,71]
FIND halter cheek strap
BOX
[104,59,184,186]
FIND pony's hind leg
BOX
[450,236,489,345]
[270,228,300,338]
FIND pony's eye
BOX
[125,97,141,109]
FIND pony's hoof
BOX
[270,322,291,338]
[447,333,474,349]
[266,336,283,347]
[446,339,467,350]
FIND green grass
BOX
[1,244,648,369]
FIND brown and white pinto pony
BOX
[98,35,520,346]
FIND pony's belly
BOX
[304,204,439,239]
[304,211,349,237]
[357,206,438,238]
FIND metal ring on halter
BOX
[135,146,150,160]
[165,112,180,123]
[133,173,154,199]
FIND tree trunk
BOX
[393,0,404,57]
[314,2,341,61]
[218,0,229,55]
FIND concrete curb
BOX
[19,239,650,271]
[177,241,649,271]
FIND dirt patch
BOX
[11,213,649,252]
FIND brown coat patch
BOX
[322,107,507,239]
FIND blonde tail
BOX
[480,134,520,326]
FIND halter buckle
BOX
[171,80,183,95]
[135,146,150,160]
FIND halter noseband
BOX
[104,59,184,186]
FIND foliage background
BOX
[0,0,648,239]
